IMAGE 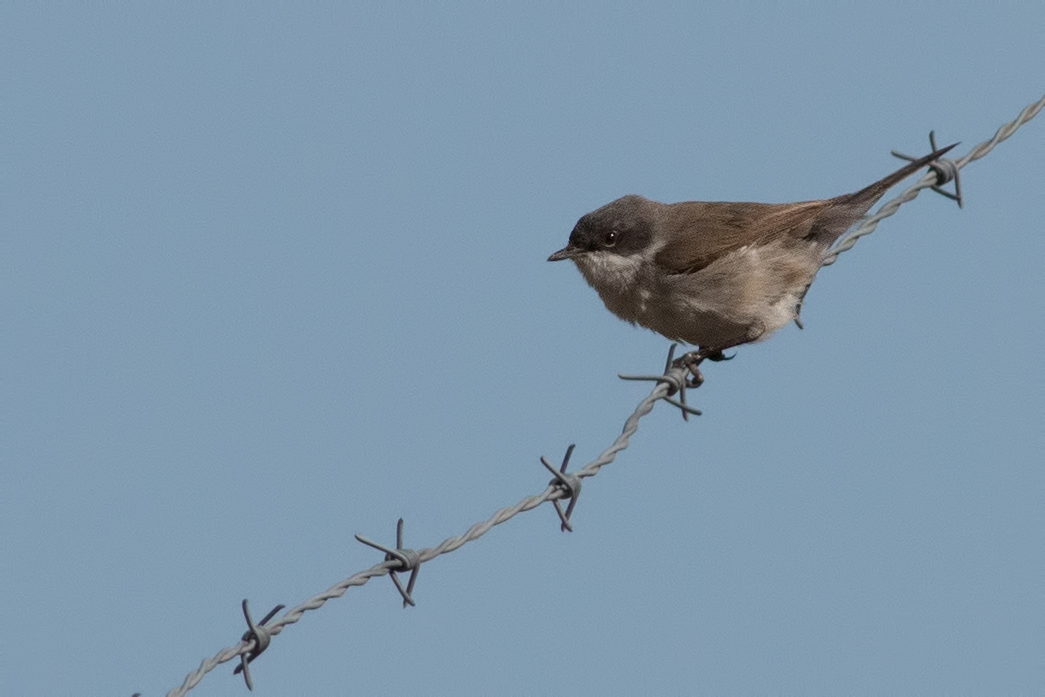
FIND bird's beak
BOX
[547,245,577,262]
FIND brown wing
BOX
[653,144,959,275]
[654,199,832,274]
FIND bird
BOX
[548,144,956,385]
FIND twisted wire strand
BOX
[165,94,1042,696]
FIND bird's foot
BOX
[678,352,706,388]
[676,348,735,388]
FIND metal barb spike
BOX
[355,519,422,607]
[619,343,705,419]
[233,599,285,690]
[891,131,963,208]
[540,444,581,531]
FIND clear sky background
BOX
[4,4,1043,696]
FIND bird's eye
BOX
[603,230,618,247]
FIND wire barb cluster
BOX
[232,600,285,690]
[356,519,422,607]
[161,94,1043,697]
[619,343,704,420]
[542,443,581,531]
[891,131,963,207]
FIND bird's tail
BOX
[811,142,958,246]
[840,142,958,213]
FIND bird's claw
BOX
[676,351,706,388]
[704,350,735,363]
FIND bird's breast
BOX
[571,241,822,349]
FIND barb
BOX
[891,131,963,207]
[619,343,703,420]
[356,518,422,608]
[541,444,582,532]
[821,93,1044,266]
[164,95,1042,696]
[231,600,284,691]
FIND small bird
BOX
[549,144,956,381]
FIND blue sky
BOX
[4,4,1043,695]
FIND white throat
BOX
[574,250,645,293]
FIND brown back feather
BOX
[654,199,831,274]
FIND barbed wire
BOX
[162,94,1043,697]
[166,352,690,696]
